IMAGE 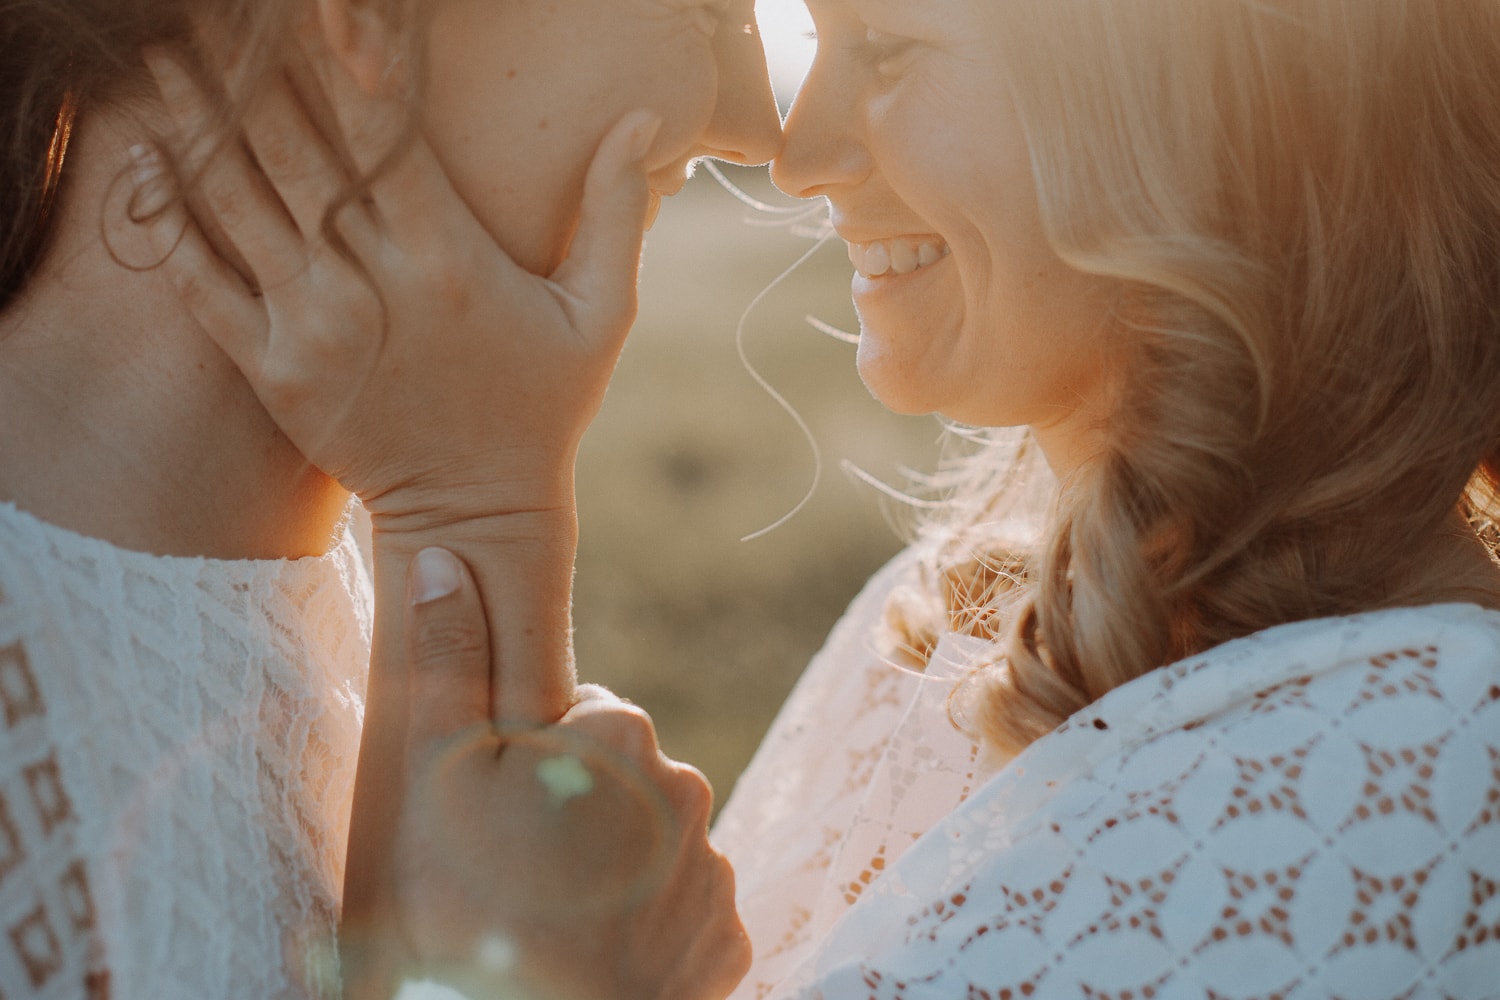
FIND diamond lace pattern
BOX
[715,547,1500,1000]
[0,504,371,999]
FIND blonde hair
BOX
[886,0,1500,757]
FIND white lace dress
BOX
[715,546,1500,999]
[0,503,371,999]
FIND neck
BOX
[0,107,348,560]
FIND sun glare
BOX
[755,0,816,107]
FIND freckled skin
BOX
[774,0,1117,470]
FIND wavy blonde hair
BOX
[884,0,1500,758]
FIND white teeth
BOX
[890,241,918,274]
[847,237,950,279]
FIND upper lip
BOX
[839,230,947,247]
[829,215,944,247]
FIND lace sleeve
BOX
[0,502,372,999]
[774,604,1500,1000]
[0,621,105,995]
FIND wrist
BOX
[358,449,579,535]
[367,509,579,563]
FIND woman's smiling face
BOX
[422,0,782,275]
[772,0,1116,470]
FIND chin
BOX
[856,346,938,416]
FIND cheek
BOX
[635,49,719,165]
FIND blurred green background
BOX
[571,166,939,806]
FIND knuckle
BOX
[254,129,305,182]
[172,268,208,309]
[573,702,658,761]
[315,261,380,324]
[720,916,752,981]
[414,250,472,312]
[255,359,309,412]
[730,930,753,982]
[614,704,660,758]
[303,316,362,368]
[670,763,714,831]
[411,617,487,669]
[203,177,246,228]
[343,288,386,337]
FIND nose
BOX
[696,10,784,165]
[770,47,869,198]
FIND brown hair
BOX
[888,0,1500,757]
[0,0,421,312]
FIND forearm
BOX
[342,497,581,948]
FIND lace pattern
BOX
[0,503,371,999]
[716,547,1500,999]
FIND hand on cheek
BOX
[137,46,662,525]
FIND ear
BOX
[312,0,404,96]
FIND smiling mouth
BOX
[847,237,951,279]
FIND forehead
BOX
[799,0,978,30]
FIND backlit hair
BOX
[887,0,1500,757]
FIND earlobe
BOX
[312,0,402,96]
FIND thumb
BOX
[404,547,493,778]
[549,109,662,340]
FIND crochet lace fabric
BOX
[715,549,1500,999]
[0,503,371,999]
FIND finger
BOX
[145,50,308,289]
[129,143,272,368]
[404,547,494,774]
[240,70,356,241]
[684,856,753,1000]
[665,761,714,839]
[558,697,661,768]
[279,47,384,256]
[294,26,415,195]
[549,110,661,339]
[291,21,511,257]
[572,682,618,707]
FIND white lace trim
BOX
[716,548,1500,999]
[0,502,372,998]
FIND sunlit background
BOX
[570,0,940,809]
[755,0,817,106]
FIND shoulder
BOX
[791,604,1500,999]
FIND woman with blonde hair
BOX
[713,0,1500,994]
[85,0,1500,996]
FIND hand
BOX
[343,547,751,1000]
[133,38,660,527]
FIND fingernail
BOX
[128,143,174,219]
[142,47,176,84]
[129,143,162,187]
[629,115,663,164]
[410,547,461,606]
